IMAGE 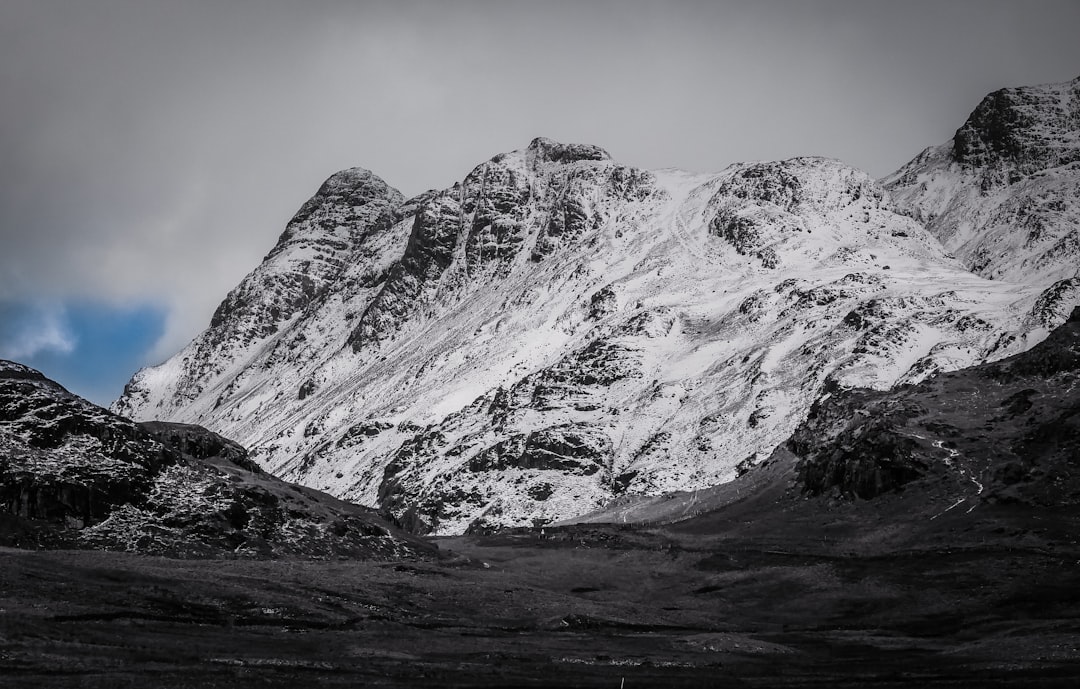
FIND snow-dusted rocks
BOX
[112,166,409,418]
[884,76,1080,286]
[793,305,1080,508]
[1,360,428,559]
[116,114,1080,534]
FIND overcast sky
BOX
[2,0,1079,405]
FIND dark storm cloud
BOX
[2,0,1079,362]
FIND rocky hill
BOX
[792,305,1079,510]
[115,97,1080,535]
[0,360,430,559]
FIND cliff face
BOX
[115,120,1079,535]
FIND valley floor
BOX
[2,504,1080,687]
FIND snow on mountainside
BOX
[114,167,414,415]
[115,132,1079,535]
[884,75,1080,288]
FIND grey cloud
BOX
[2,0,1079,361]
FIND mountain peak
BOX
[884,76,1080,286]
[291,167,403,226]
[526,137,611,165]
[951,76,1080,174]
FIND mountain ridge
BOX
[114,81,1080,534]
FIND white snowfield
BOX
[115,96,1080,535]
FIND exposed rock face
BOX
[212,167,405,336]
[115,121,1080,534]
[884,76,1080,285]
[348,192,465,347]
[1,361,174,529]
[792,388,931,500]
[952,81,1080,174]
[137,421,260,473]
[113,167,410,417]
[1,361,429,559]
[347,138,654,348]
[382,422,613,535]
[789,307,1080,508]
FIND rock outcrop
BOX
[1,360,429,559]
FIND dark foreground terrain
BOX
[2,498,1079,688]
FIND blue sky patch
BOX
[0,300,166,407]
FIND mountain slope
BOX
[115,135,1077,535]
[569,304,1080,533]
[114,167,414,417]
[1,360,429,558]
[884,75,1080,288]
[792,306,1080,511]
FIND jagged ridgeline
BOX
[115,78,1080,535]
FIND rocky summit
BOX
[115,80,1080,536]
[885,75,1080,287]
[0,360,429,559]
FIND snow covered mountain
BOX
[115,122,1079,534]
[884,75,1080,288]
